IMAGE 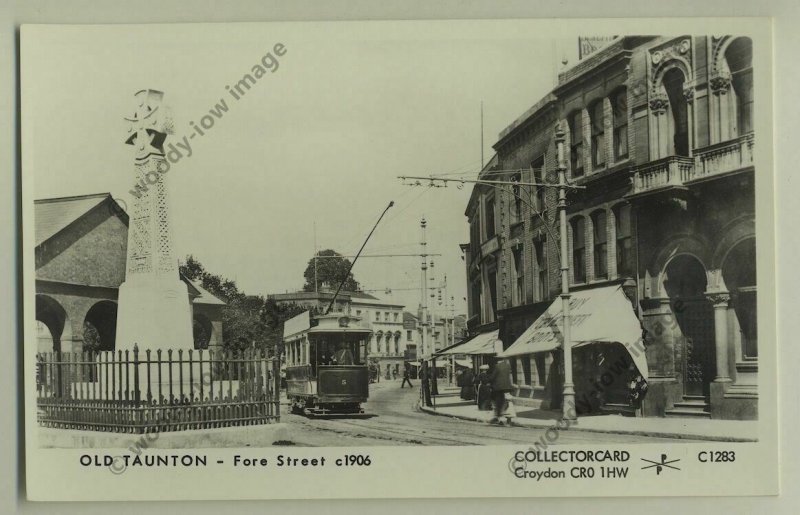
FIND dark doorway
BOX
[664,255,714,396]
[83,301,118,352]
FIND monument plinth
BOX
[115,90,194,353]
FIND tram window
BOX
[314,336,368,366]
[309,340,318,374]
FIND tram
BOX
[283,311,372,417]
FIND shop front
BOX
[500,284,648,417]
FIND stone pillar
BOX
[116,90,193,354]
[649,94,670,159]
[707,291,732,382]
[683,82,696,156]
[710,72,732,143]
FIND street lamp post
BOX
[555,124,576,421]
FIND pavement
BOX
[39,423,291,449]
[420,387,758,442]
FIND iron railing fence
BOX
[36,345,281,433]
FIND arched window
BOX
[726,38,753,136]
[592,210,608,279]
[571,216,586,283]
[590,100,605,168]
[510,171,522,224]
[485,194,496,239]
[613,204,633,277]
[612,88,628,160]
[568,111,584,177]
[663,68,689,156]
[512,246,524,306]
[534,236,548,301]
[531,156,545,213]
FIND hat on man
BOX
[479,364,489,370]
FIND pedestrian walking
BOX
[420,360,433,407]
[401,365,413,388]
[476,364,492,411]
[628,361,648,417]
[488,358,515,425]
[460,367,475,401]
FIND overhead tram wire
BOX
[397,172,585,267]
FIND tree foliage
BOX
[303,249,360,292]
[179,255,306,353]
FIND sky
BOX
[25,21,580,315]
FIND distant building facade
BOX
[270,289,407,378]
[403,310,468,360]
[34,193,225,355]
[270,289,467,377]
[463,36,756,420]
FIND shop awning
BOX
[499,285,648,380]
[438,329,502,356]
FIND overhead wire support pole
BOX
[399,173,567,268]
[555,124,576,421]
[324,201,394,315]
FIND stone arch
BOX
[83,300,118,352]
[663,253,708,299]
[721,237,757,360]
[662,253,715,396]
[651,57,694,94]
[193,313,213,349]
[35,294,70,353]
[711,36,753,76]
[712,215,756,271]
[649,60,693,159]
[709,36,753,142]
[650,234,712,298]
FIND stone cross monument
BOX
[115,89,194,353]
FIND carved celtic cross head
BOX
[124,89,174,159]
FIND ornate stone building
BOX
[463,35,756,419]
[34,193,225,355]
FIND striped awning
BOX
[499,285,648,380]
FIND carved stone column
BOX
[707,291,732,382]
[682,82,696,156]
[649,94,670,159]
[710,72,733,143]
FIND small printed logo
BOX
[341,379,347,385]
[108,455,127,475]
[641,454,681,475]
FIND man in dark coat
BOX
[460,368,475,400]
[475,365,492,410]
[401,364,413,388]
[488,358,514,425]
[420,360,433,407]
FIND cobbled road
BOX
[277,380,698,446]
